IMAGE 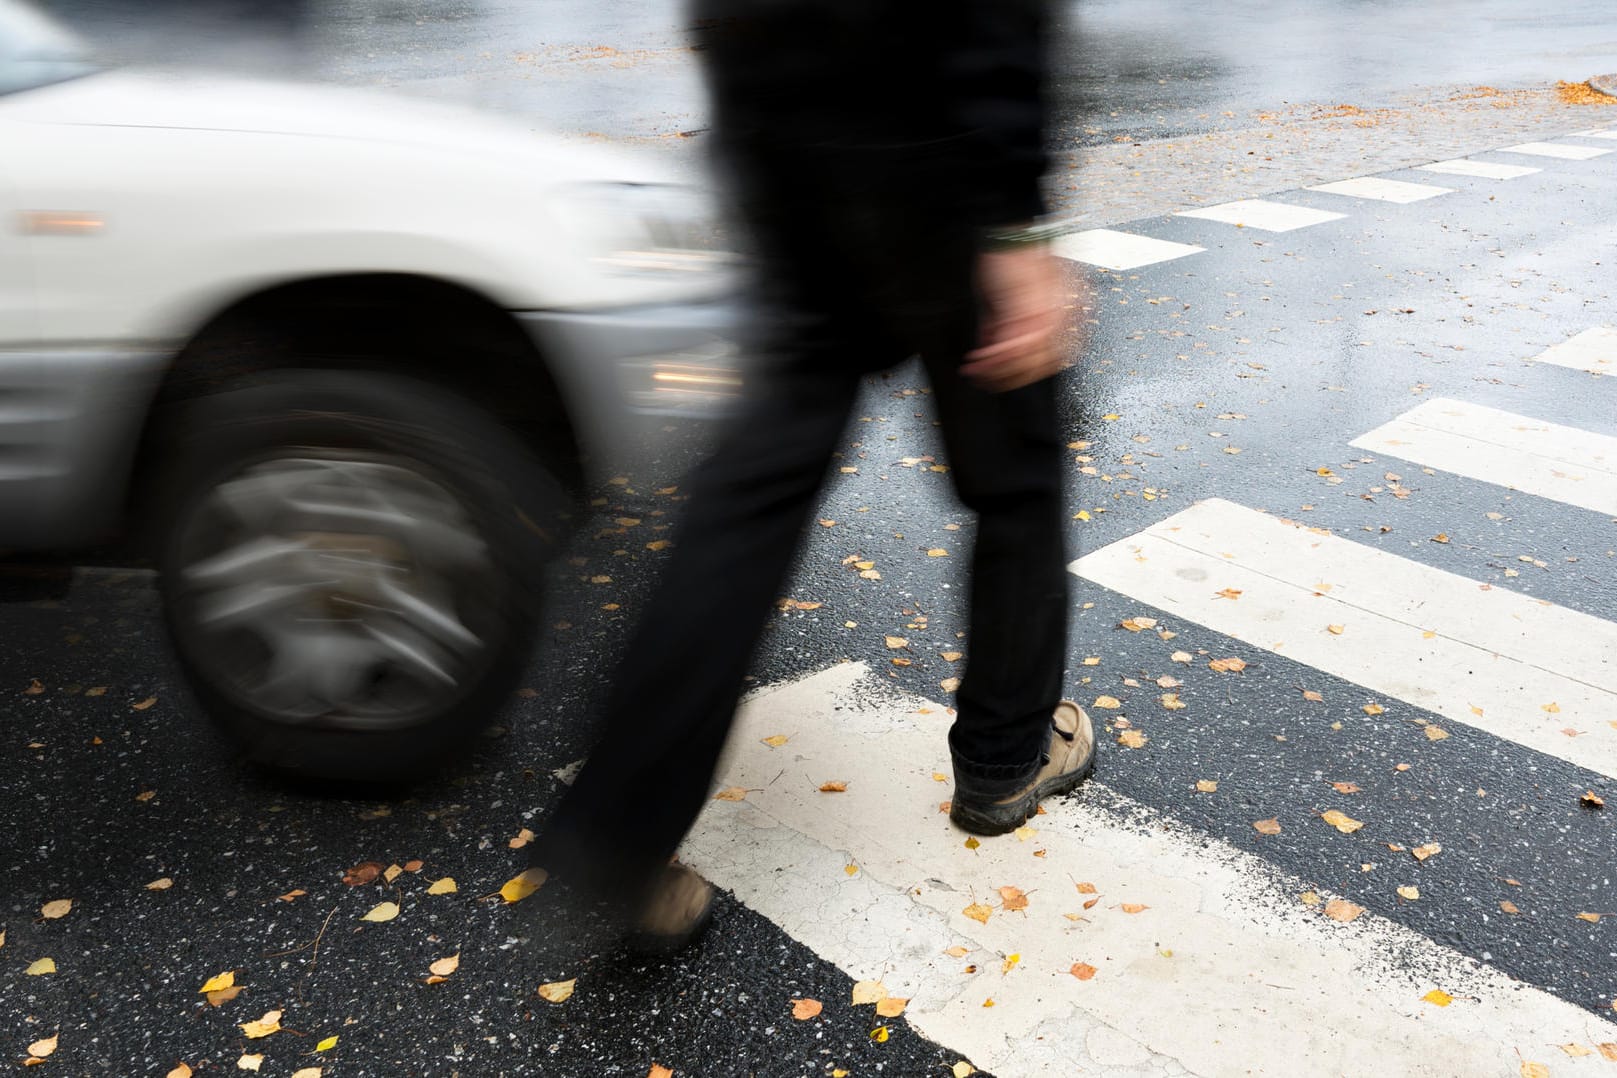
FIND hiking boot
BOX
[949,701,1095,836]
[627,862,716,955]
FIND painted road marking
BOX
[1173,198,1346,232]
[1073,498,1617,777]
[1052,229,1205,271]
[1350,397,1617,516]
[1416,159,1541,180]
[686,662,1613,1078]
[1500,141,1612,160]
[1572,129,1617,140]
[1306,177,1453,203]
[1530,326,1617,376]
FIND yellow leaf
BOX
[1398,886,1420,900]
[818,781,848,793]
[953,1063,977,1078]
[500,867,549,903]
[1171,651,1193,664]
[1579,912,1601,923]
[963,836,979,850]
[962,902,992,924]
[239,1010,283,1039]
[1207,657,1247,673]
[1074,509,1091,522]
[1001,952,1022,974]
[1214,587,1243,600]
[1326,624,1345,635]
[1431,533,1450,544]
[1424,725,1450,741]
[876,996,908,1018]
[791,997,823,1020]
[291,1069,323,1078]
[26,1035,58,1059]
[870,1026,890,1043]
[1102,413,1121,421]
[427,877,457,895]
[1117,729,1147,749]
[507,830,534,850]
[1412,842,1442,861]
[237,1054,264,1072]
[844,864,858,876]
[1323,899,1363,923]
[1561,1043,1592,1057]
[360,901,400,923]
[132,695,158,710]
[589,575,612,584]
[1331,781,1361,794]
[206,986,244,1006]
[135,790,156,802]
[941,677,962,693]
[941,651,963,662]
[429,954,459,978]
[1253,818,1281,835]
[314,1034,339,1052]
[538,979,576,1003]
[1521,1064,1550,1078]
[1093,695,1122,709]
[1196,780,1218,793]
[849,978,886,1006]
[1362,703,1385,716]
[1500,900,1521,914]
[1543,702,1561,714]
[885,635,909,649]
[1422,989,1452,1007]
[146,877,173,890]
[713,786,748,801]
[1600,1043,1617,1061]
[1160,693,1187,710]
[761,734,790,748]
[1069,962,1097,981]
[167,1065,194,1078]
[1299,891,1321,906]
[927,549,949,558]
[199,971,236,994]
[26,958,55,975]
[1321,809,1364,834]
[278,889,306,902]
[1119,903,1149,914]
[41,898,72,919]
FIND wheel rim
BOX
[171,451,504,731]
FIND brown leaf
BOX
[1093,695,1122,709]
[1361,703,1385,716]
[1321,809,1364,834]
[538,979,576,1003]
[1253,818,1281,835]
[875,996,908,1018]
[962,902,992,924]
[1578,912,1601,923]
[1323,899,1364,923]
[40,898,71,919]
[1196,780,1218,793]
[1214,588,1243,600]
[26,1034,58,1060]
[818,781,848,793]
[24,678,45,695]
[648,1066,674,1078]
[240,1010,283,1039]
[1412,842,1442,861]
[278,889,306,902]
[429,953,460,978]
[1581,790,1605,809]
[885,636,909,649]
[713,786,748,802]
[1521,1063,1549,1078]
[132,696,158,710]
[1499,900,1521,915]
[167,1065,194,1078]
[942,651,963,662]
[1424,726,1450,741]
[1119,903,1149,914]
[1083,896,1100,910]
[508,829,536,850]
[791,997,823,1020]
[206,985,244,1007]
[1599,1044,1617,1061]
[998,886,1030,911]
[1207,656,1248,673]
[1302,690,1324,702]
[342,862,385,886]
[1069,962,1097,981]
[1160,693,1187,710]
[403,860,424,873]
[1326,624,1345,636]
[1330,781,1361,794]
[1117,729,1147,749]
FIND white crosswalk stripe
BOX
[1052,228,1205,270]
[686,663,1611,1077]
[1530,325,1617,376]
[1416,159,1541,180]
[1500,141,1612,160]
[1174,199,1345,232]
[1306,177,1452,202]
[1350,397,1617,516]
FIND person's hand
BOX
[961,245,1072,393]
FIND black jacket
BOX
[692,0,1051,228]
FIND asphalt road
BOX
[7,3,1617,1076]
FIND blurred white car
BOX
[0,1,741,780]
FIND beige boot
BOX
[628,862,716,954]
[950,701,1095,836]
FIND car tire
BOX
[154,369,572,783]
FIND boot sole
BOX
[949,742,1097,837]
[624,888,717,957]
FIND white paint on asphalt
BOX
[1305,176,1453,203]
[684,662,1615,1078]
[1350,397,1617,515]
[1052,228,1205,271]
[1500,141,1612,160]
[1173,198,1345,232]
[1416,158,1541,179]
[1073,498,1617,778]
[1572,128,1617,140]
[1530,326,1617,376]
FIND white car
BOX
[0,1,741,780]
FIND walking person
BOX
[530,0,1093,951]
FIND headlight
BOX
[555,182,736,277]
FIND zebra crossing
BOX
[677,129,1617,1075]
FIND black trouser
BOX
[532,118,1070,902]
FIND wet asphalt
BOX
[7,2,1617,1076]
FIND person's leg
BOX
[922,354,1071,792]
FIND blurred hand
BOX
[961,245,1072,393]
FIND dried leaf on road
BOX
[342,862,385,886]
[1398,886,1420,900]
[1424,726,1450,741]
[26,1034,58,1059]
[1208,657,1247,673]
[648,1066,674,1078]
[1321,810,1364,834]
[199,971,235,994]
[1521,1064,1550,1078]
[426,877,457,895]
[876,997,908,1018]
[941,677,962,692]
[239,1010,283,1039]
[26,958,55,975]
[1422,989,1452,1007]
[429,953,460,978]
[1119,903,1149,914]
[818,781,848,793]
[360,901,400,923]
[237,1054,264,1072]
[500,868,548,903]
[507,830,535,850]
[1302,690,1325,702]
[538,979,576,1003]
[146,877,173,890]
[41,898,72,919]
[1500,900,1521,914]
[1196,780,1218,792]
[761,734,790,748]
[290,1069,323,1078]
[1253,818,1281,835]
[1412,842,1442,861]
[166,1065,194,1078]
[1093,695,1121,709]
[1581,790,1605,809]
[1117,730,1147,748]
[1323,899,1363,923]
[132,696,158,710]
[1160,693,1187,710]
[953,1063,976,1078]
[1069,962,1097,981]
[1171,651,1193,663]
[1362,703,1385,716]
[713,786,748,801]
[998,886,1029,911]
[791,997,823,1020]
[962,902,992,924]
[206,986,244,1007]
[1330,782,1360,794]
[850,979,886,1005]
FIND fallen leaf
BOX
[403,860,424,873]
[507,829,535,850]
[713,786,748,801]
[26,958,55,975]
[500,868,548,903]
[1322,809,1364,834]
[1330,782,1361,794]
[237,1054,264,1072]
[848,979,888,1006]
[199,971,236,994]
[1171,651,1193,664]
[1120,616,1158,632]
[998,886,1030,911]
[942,650,963,662]
[790,997,823,1020]
[316,1035,338,1052]
[876,996,908,1017]
[1196,780,1218,792]
[1431,533,1450,544]
[1069,962,1097,981]
[167,1065,194,1078]
[41,898,72,919]
[1093,695,1122,709]
[1543,702,1561,714]
[927,548,949,558]
[963,836,979,849]
[953,1064,976,1078]
[1156,675,1182,689]
[1208,657,1247,673]
[1600,1044,1617,1061]
[962,902,992,924]
[1412,843,1442,861]
[1561,1044,1591,1057]
[870,1026,890,1043]
[1579,912,1601,923]
[943,945,970,958]
[538,979,576,1003]
[135,789,156,802]
[1323,899,1363,923]
[1117,730,1147,749]
[1299,891,1321,906]
[941,677,962,692]
[206,986,244,1006]
[132,696,158,710]
[885,635,909,649]
[1424,726,1450,742]
[1014,826,1038,842]
[146,877,173,891]
[1327,624,1345,636]
[429,953,460,978]
[360,901,399,923]
[1582,790,1605,809]
[26,1035,57,1059]
[646,540,672,552]
[1083,897,1100,910]
[1422,989,1452,1007]
[1398,886,1421,900]
[1253,818,1282,835]
[1119,903,1149,914]
[761,734,790,748]
[24,678,44,695]
[1160,693,1187,710]
[1303,690,1325,702]
[1214,588,1243,600]
[291,1070,323,1078]
[427,877,457,895]
[818,781,848,793]
[278,889,306,902]
[240,1010,283,1039]
[1362,703,1385,716]
[1521,1064,1550,1078]
[1500,900,1521,914]
[342,862,385,886]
